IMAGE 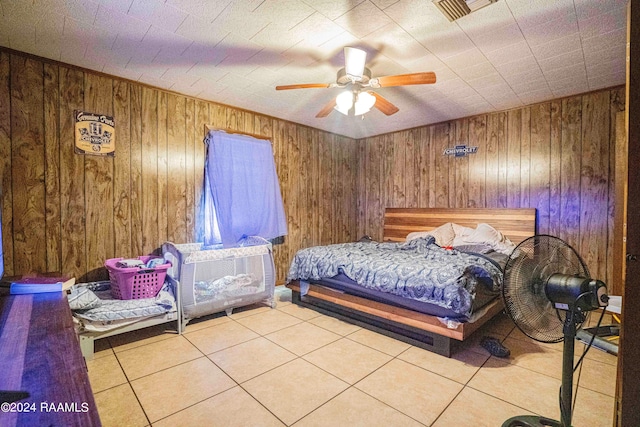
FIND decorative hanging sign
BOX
[443,144,478,157]
[74,110,115,156]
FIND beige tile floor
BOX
[88,286,617,426]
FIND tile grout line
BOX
[235,305,476,425]
[95,296,403,422]
[229,308,349,427]
[107,341,154,427]
[345,347,430,425]
[131,328,242,425]
[134,304,337,425]
[239,312,420,426]
[91,294,616,426]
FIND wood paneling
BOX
[579,91,610,282]
[44,63,61,273]
[141,87,159,256]
[84,73,114,281]
[157,92,169,245]
[11,56,46,274]
[468,115,486,208]
[166,94,187,245]
[59,67,85,280]
[0,52,13,276]
[0,50,358,284]
[432,123,450,207]
[485,113,501,208]
[113,80,131,259]
[559,97,582,249]
[358,88,625,295]
[184,98,196,243]
[506,109,521,208]
[453,120,469,208]
[0,49,625,291]
[192,101,208,242]
[129,85,143,258]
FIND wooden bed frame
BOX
[286,208,537,357]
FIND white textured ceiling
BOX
[0,0,627,139]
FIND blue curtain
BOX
[202,130,287,247]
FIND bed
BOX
[68,278,180,360]
[286,208,537,357]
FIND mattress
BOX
[68,281,177,332]
[288,237,508,320]
[304,271,499,320]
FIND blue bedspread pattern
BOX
[287,237,503,317]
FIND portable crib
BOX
[162,241,276,330]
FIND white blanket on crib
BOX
[194,273,262,304]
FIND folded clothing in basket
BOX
[115,258,166,269]
[116,259,145,268]
[145,258,166,268]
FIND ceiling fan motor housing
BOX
[545,274,609,312]
[336,67,372,85]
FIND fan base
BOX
[502,415,562,427]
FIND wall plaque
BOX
[74,110,115,156]
[443,144,478,157]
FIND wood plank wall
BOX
[0,48,625,293]
[356,87,625,295]
[0,51,358,283]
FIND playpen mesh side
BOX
[162,242,275,320]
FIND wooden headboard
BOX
[383,208,537,245]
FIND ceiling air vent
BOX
[433,0,498,22]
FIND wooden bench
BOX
[0,290,101,426]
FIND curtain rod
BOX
[204,124,272,142]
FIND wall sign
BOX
[443,144,478,157]
[74,110,115,156]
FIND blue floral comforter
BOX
[287,236,503,317]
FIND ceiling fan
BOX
[275,47,437,118]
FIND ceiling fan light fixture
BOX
[334,91,376,116]
[335,90,354,115]
[344,47,367,81]
[354,91,376,116]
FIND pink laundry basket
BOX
[104,256,170,299]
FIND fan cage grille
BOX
[502,235,589,343]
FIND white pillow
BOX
[452,223,515,255]
[406,222,456,246]
[451,223,474,238]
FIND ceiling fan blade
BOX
[316,98,337,118]
[369,91,399,116]
[275,83,331,90]
[373,72,436,87]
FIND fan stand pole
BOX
[560,308,582,427]
[502,309,582,427]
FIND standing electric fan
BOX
[501,235,609,427]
